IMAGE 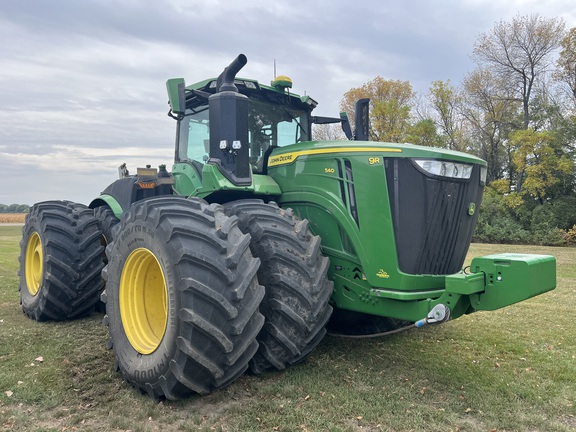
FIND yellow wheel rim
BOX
[120,248,168,354]
[25,232,43,296]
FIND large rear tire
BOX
[224,200,333,374]
[18,201,104,321]
[102,196,265,399]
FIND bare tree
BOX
[554,27,576,109]
[312,123,346,141]
[473,14,565,128]
[428,80,466,151]
[460,68,521,183]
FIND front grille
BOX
[385,158,483,275]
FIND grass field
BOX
[0,225,574,431]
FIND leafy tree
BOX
[510,129,573,202]
[337,13,576,244]
[473,14,565,128]
[529,93,576,164]
[404,119,443,147]
[0,204,30,213]
[487,178,524,209]
[554,27,576,108]
[473,187,530,243]
[340,77,414,142]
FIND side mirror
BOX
[340,112,353,140]
[354,98,370,141]
[166,78,186,115]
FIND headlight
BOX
[414,159,473,180]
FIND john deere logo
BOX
[468,203,476,216]
[269,154,293,165]
[376,269,390,279]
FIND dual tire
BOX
[19,201,104,321]
[19,196,333,399]
[224,200,333,374]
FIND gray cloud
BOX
[0,0,574,204]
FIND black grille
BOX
[385,158,484,275]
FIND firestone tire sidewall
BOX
[105,219,179,388]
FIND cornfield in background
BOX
[0,213,26,223]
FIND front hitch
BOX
[446,253,556,312]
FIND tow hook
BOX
[415,304,451,328]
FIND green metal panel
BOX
[267,140,555,323]
[467,253,556,310]
[172,162,281,199]
[268,141,480,291]
[171,163,203,196]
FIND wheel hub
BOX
[25,232,43,296]
[120,248,168,354]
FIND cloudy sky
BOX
[1,0,575,205]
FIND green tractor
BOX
[19,54,556,400]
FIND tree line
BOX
[0,204,30,213]
[315,14,576,246]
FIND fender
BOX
[90,175,173,218]
[89,194,124,219]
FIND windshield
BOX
[177,98,309,173]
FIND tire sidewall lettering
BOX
[107,217,179,386]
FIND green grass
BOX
[1,225,575,431]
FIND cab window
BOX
[176,98,309,173]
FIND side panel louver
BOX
[337,159,359,226]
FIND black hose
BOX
[328,323,416,339]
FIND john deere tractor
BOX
[19,54,556,400]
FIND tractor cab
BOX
[167,56,317,186]
[165,54,362,201]
[175,79,314,175]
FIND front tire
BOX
[224,200,333,374]
[18,201,104,321]
[102,196,265,399]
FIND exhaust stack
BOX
[208,54,251,186]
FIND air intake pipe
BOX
[216,54,248,92]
